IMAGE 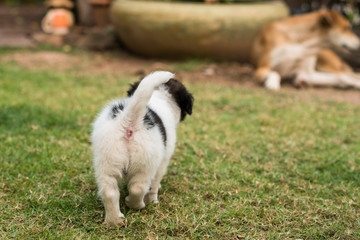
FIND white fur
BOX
[328,29,360,52]
[264,71,281,90]
[253,11,360,90]
[91,71,181,225]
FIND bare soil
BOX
[1,50,360,105]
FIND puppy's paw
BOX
[104,214,126,226]
[144,192,159,204]
[125,196,145,210]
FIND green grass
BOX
[1,50,360,239]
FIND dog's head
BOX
[164,79,194,121]
[319,10,360,53]
[127,78,194,122]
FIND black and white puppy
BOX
[91,71,194,225]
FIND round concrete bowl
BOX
[111,0,288,61]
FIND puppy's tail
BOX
[122,71,174,126]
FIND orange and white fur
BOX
[91,71,193,225]
[251,10,360,90]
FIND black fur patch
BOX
[127,79,194,121]
[165,79,194,121]
[127,81,141,97]
[127,78,194,121]
[144,108,167,146]
[111,103,124,119]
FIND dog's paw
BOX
[294,79,309,89]
[265,72,281,90]
[294,74,310,89]
[104,214,126,226]
[144,192,159,204]
[125,196,145,210]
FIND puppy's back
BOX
[91,71,175,179]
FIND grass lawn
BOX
[1,48,359,239]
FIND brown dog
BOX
[251,10,360,90]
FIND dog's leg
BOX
[341,73,360,89]
[295,71,360,89]
[349,72,360,81]
[254,67,281,90]
[98,176,125,225]
[144,158,170,204]
[125,175,151,210]
[295,53,360,89]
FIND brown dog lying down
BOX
[251,10,360,90]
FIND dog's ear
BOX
[127,81,141,97]
[319,11,333,28]
[179,87,194,121]
[165,79,194,121]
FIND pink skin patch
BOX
[126,129,133,138]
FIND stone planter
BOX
[111,0,288,61]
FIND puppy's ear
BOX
[319,11,333,28]
[179,88,194,121]
[127,81,141,97]
[165,79,194,121]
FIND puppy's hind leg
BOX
[125,174,151,210]
[97,176,125,225]
[144,158,170,204]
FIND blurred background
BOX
[1,0,359,64]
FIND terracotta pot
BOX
[111,0,289,61]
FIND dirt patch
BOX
[288,87,360,105]
[1,50,360,105]
[1,51,80,71]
